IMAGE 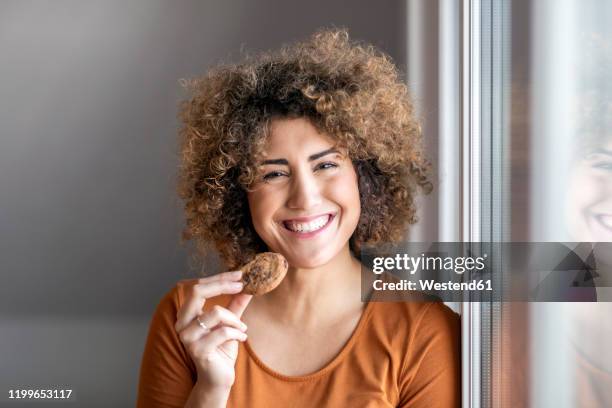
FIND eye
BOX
[592,161,612,171]
[262,170,287,181]
[315,162,338,171]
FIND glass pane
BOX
[499,0,612,406]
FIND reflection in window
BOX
[508,0,612,406]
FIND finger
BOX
[199,305,248,332]
[175,279,244,331]
[227,293,253,319]
[179,305,248,344]
[196,270,243,285]
[178,319,208,344]
[200,326,248,353]
[176,279,244,331]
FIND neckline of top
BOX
[242,298,375,382]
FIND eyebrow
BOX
[261,148,340,165]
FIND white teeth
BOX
[285,215,330,233]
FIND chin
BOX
[285,249,338,269]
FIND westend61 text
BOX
[373,279,493,291]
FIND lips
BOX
[282,213,335,234]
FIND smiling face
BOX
[246,117,361,268]
[566,141,612,242]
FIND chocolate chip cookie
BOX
[240,252,289,295]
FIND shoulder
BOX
[368,300,459,338]
[366,272,459,335]
[365,272,460,370]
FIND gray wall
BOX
[0,1,405,406]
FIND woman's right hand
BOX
[174,271,253,392]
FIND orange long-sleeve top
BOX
[137,279,461,407]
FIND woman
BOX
[564,32,612,406]
[137,29,460,407]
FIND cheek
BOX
[247,190,274,229]
[567,167,602,209]
[329,171,361,218]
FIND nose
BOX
[286,167,322,210]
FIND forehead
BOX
[264,117,337,155]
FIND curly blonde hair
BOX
[177,29,432,270]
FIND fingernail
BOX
[231,270,243,278]
[241,323,248,331]
[231,282,244,290]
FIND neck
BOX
[254,244,363,328]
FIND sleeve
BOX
[397,303,461,408]
[137,284,197,408]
